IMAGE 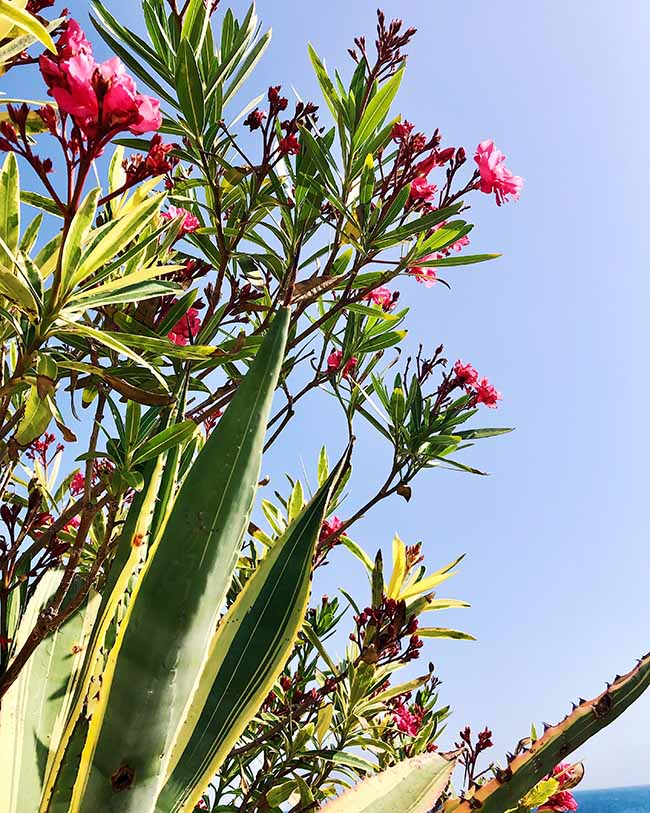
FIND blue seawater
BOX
[575,786,650,813]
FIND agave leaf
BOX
[40,454,171,812]
[0,572,100,813]
[321,751,455,813]
[158,456,347,812]
[68,308,289,812]
[445,653,650,813]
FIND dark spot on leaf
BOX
[111,764,135,792]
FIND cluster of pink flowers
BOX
[409,175,437,204]
[453,360,502,408]
[327,349,357,379]
[168,307,202,346]
[474,140,523,206]
[161,205,201,236]
[392,702,425,737]
[539,764,580,812]
[39,20,161,139]
[364,286,397,311]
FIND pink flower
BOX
[278,133,300,156]
[327,350,357,379]
[144,134,177,176]
[540,791,578,812]
[392,703,424,737]
[364,286,395,311]
[70,472,86,496]
[161,206,200,235]
[320,516,345,542]
[474,377,502,408]
[244,109,266,130]
[407,262,438,288]
[391,120,414,142]
[327,350,342,373]
[414,147,455,176]
[64,516,80,534]
[409,176,437,203]
[168,307,202,346]
[453,360,479,388]
[39,19,161,139]
[474,140,523,206]
[446,234,470,254]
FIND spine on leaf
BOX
[446,653,650,813]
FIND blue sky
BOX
[7,0,650,791]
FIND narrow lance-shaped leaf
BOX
[445,653,650,813]
[73,308,290,813]
[157,455,348,812]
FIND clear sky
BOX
[7,0,650,791]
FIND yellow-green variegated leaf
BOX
[0,0,55,52]
[157,459,345,813]
[0,571,100,813]
[72,192,165,286]
[66,308,290,813]
[399,555,464,600]
[0,152,19,264]
[321,752,455,813]
[40,455,170,812]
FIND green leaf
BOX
[0,152,19,263]
[417,627,476,641]
[58,320,170,392]
[59,189,100,300]
[74,309,290,812]
[0,267,38,315]
[158,459,345,813]
[321,752,455,813]
[308,43,341,120]
[176,39,205,133]
[131,420,197,466]
[73,192,165,286]
[353,68,403,152]
[20,189,63,218]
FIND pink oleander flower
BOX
[161,205,200,235]
[446,234,470,254]
[319,515,345,542]
[64,516,80,534]
[409,176,437,203]
[392,703,424,737]
[168,307,202,346]
[415,146,455,176]
[327,350,357,379]
[70,471,85,496]
[453,360,479,388]
[39,19,161,139]
[474,377,502,408]
[540,790,578,812]
[278,133,300,156]
[244,108,266,130]
[391,120,414,142]
[474,139,523,206]
[327,349,342,373]
[364,286,395,311]
[407,263,438,287]
[32,512,54,538]
[144,134,177,176]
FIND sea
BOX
[575,786,650,813]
